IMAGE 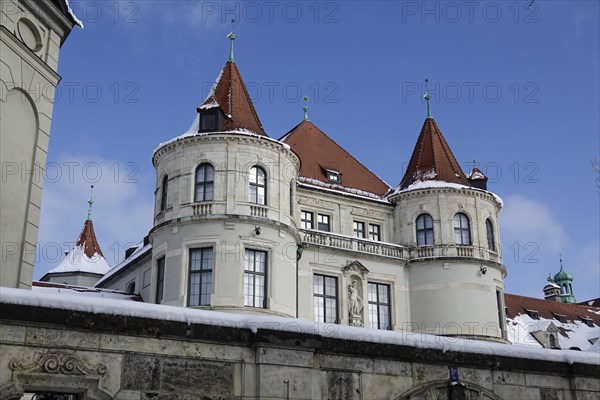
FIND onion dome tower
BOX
[387,81,507,342]
[40,186,110,286]
[553,257,576,304]
[151,27,300,315]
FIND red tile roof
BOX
[76,219,104,258]
[505,293,600,324]
[399,118,472,189]
[579,298,600,308]
[280,120,390,197]
[199,61,267,136]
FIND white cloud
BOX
[34,154,154,279]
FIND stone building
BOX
[93,33,507,344]
[0,0,80,288]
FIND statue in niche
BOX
[348,279,364,326]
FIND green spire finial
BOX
[303,96,310,121]
[228,19,236,63]
[87,185,94,220]
[559,253,563,269]
[424,79,432,119]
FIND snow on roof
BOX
[95,242,152,287]
[64,0,84,27]
[32,281,141,301]
[507,313,599,351]
[298,177,389,203]
[47,244,110,275]
[2,287,598,365]
[388,180,504,207]
[153,117,290,156]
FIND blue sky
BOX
[35,1,599,301]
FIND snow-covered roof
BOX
[95,241,152,287]
[47,244,110,275]
[387,180,504,207]
[2,287,599,365]
[64,0,84,27]
[32,281,141,301]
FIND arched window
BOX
[249,166,267,205]
[195,163,214,201]
[549,334,556,348]
[416,214,434,246]
[160,175,168,211]
[453,213,471,245]
[486,218,495,251]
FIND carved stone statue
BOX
[348,280,363,326]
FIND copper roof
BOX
[280,120,390,197]
[199,61,267,136]
[505,293,600,324]
[76,219,104,258]
[399,118,471,189]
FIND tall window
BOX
[201,111,217,131]
[416,214,434,246]
[301,211,314,229]
[244,249,267,308]
[369,224,381,241]
[317,214,330,232]
[249,166,267,205]
[486,219,495,251]
[195,163,214,201]
[314,275,338,323]
[160,175,168,211]
[368,282,391,330]
[353,221,365,238]
[453,213,471,245]
[188,248,213,306]
[155,256,165,304]
[496,289,505,338]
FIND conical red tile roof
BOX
[281,120,390,197]
[399,118,471,189]
[199,61,267,136]
[76,219,104,258]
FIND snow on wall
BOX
[2,288,599,365]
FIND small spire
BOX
[473,160,479,168]
[424,79,432,119]
[87,185,94,220]
[228,19,236,63]
[303,96,310,121]
[559,253,563,270]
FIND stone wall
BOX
[1,301,599,400]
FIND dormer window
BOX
[554,313,567,323]
[326,169,341,183]
[200,111,217,131]
[527,309,539,320]
[581,317,594,327]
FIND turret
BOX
[553,257,576,304]
[387,81,507,342]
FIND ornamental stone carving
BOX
[9,350,107,376]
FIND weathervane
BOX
[87,185,94,220]
[424,79,432,119]
[303,96,310,121]
[228,19,236,62]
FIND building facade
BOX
[96,36,507,343]
[0,0,79,288]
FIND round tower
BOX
[388,92,507,342]
[150,42,300,316]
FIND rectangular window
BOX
[301,210,314,229]
[244,249,267,308]
[155,257,165,303]
[353,221,365,238]
[496,289,505,337]
[368,224,381,241]
[201,112,217,130]
[314,275,338,323]
[317,214,330,232]
[368,282,391,330]
[188,248,213,306]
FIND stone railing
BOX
[250,205,269,218]
[301,230,406,259]
[408,244,501,263]
[192,203,213,216]
[300,230,501,263]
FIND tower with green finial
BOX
[553,255,576,303]
[228,19,236,63]
[424,79,433,119]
